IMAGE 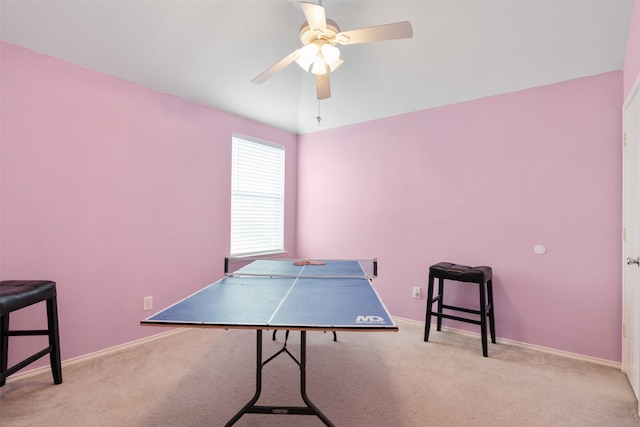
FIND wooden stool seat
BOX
[424,262,496,357]
[0,280,62,386]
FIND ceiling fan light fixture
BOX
[321,44,340,65]
[296,40,342,75]
[295,43,319,71]
[311,58,328,75]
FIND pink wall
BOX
[298,71,623,361]
[625,0,640,98]
[2,5,636,370]
[0,42,298,370]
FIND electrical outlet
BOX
[143,296,153,311]
[412,287,421,299]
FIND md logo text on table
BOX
[355,315,386,324]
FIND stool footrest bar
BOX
[5,329,50,337]
[0,346,51,381]
[441,304,482,316]
[431,312,482,326]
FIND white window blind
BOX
[230,136,285,256]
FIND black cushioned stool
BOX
[0,280,62,386]
[424,263,495,357]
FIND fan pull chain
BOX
[316,101,322,126]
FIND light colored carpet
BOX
[1,319,638,426]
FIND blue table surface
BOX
[142,260,396,330]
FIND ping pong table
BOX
[141,258,397,426]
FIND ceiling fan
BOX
[251,1,413,100]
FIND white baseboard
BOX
[394,316,621,369]
[6,318,621,383]
[5,328,186,384]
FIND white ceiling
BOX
[0,0,634,134]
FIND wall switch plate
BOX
[412,287,421,299]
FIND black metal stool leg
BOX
[424,274,435,341]
[0,314,8,387]
[47,296,62,384]
[487,279,496,344]
[436,278,444,331]
[479,280,488,357]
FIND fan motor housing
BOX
[299,18,340,45]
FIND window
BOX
[230,135,285,256]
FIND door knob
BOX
[627,257,640,265]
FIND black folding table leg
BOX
[225,330,335,427]
[225,330,264,427]
[299,331,334,426]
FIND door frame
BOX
[622,74,640,416]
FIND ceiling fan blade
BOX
[301,1,326,33]
[252,49,301,84]
[317,73,331,100]
[336,21,413,45]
